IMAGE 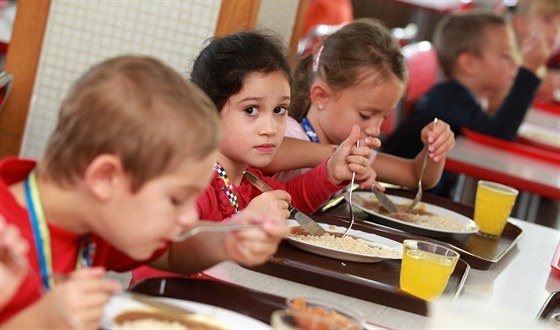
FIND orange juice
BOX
[474,181,518,236]
[400,241,459,301]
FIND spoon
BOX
[172,223,262,242]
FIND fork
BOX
[342,140,359,238]
[407,118,438,212]
[171,223,262,242]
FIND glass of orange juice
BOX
[400,240,459,301]
[474,180,518,238]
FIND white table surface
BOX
[204,220,560,329]
[446,137,560,199]
[526,107,560,131]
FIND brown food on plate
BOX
[289,297,361,330]
[356,196,468,231]
[114,309,228,330]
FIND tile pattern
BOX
[20,0,220,159]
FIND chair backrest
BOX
[402,41,440,114]
[380,41,440,139]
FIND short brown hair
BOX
[433,10,506,77]
[41,55,220,191]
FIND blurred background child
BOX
[0,55,288,328]
[487,0,559,111]
[265,18,455,192]
[383,9,549,196]
[383,10,549,159]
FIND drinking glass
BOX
[474,180,518,238]
[400,240,459,301]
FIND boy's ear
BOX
[84,154,126,201]
[456,52,477,75]
[310,80,331,110]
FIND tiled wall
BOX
[20,0,221,159]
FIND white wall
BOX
[20,0,221,159]
[19,0,300,160]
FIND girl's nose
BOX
[177,207,198,228]
[260,116,277,135]
[364,116,383,138]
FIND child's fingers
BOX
[339,125,361,149]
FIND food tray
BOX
[537,291,560,325]
[129,277,285,324]
[328,188,523,270]
[248,215,470,316]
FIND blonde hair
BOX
[290,18,406,121]
[41,55,220,191]
[433,10,507,77]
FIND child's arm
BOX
[0,217,29,309]
[375,120,455,189]
[262,136,382,174]
[261,137,336,174]
[152,209,289,274]
[1,267,120,329]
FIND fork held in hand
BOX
[342,140,359,238]
[407,118,438,212]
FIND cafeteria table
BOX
[203,219,559,329]
[445,135,560,222]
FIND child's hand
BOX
[327,125,378,189]
[522,32,551,74]
[0,216,29,308]
[420,119,455,162]
[222,209,289,267]
[246,190,292,219]
[47,267,121,329]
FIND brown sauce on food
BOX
[360,200,434,223]
[114,310,227,330]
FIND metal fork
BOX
[407,118,438,212]
[171,223,262,242]
[342,140,359,238]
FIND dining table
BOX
[444,103,560,222]
[125,187,560,329]
[199,217,558,329]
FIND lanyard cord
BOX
[24,170,93,291]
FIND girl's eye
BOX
[171,197,183,206]
[274,106,288,115]
[244,106,259,116]
[359,113,371,120]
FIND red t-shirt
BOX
[131,159,346,285]
[0,157,167,323]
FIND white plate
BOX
[517,122,560,150]
[286,219,402,263]
[101,294,271,329]
[349,192,479,237]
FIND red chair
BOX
[380,41,440,139]
[402,41,440,115]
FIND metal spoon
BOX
[172,223,262,242]
[407,117,438,212]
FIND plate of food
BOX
[101,294,271,329]
[517,122,560,153]
[349,191,479,237]
[286,219,402,263]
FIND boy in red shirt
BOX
[0,55,288,328]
